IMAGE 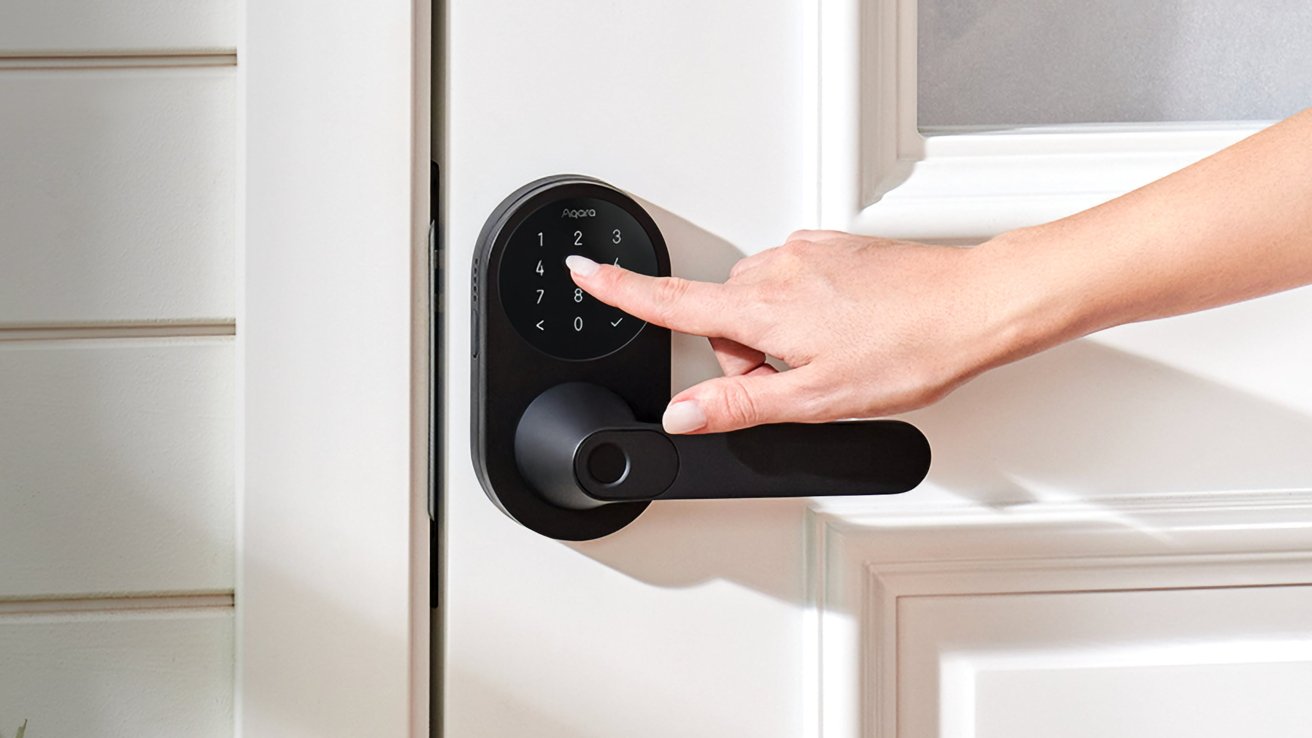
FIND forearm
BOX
[982,108,1312,362]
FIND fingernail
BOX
[662,400,707,434]
[565,255,599,276]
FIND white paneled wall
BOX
[0,1,235,735]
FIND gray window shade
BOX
[918,0,1311,129]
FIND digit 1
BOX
[537,232,544,246]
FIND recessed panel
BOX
[0,0,234,54]
[0,610,232,737]
[898,586,1312,737]
[0,339,234,597]
[0,69,235,325]
[976,661,1312,738]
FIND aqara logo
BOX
[561,207,597,219]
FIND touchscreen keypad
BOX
[499,196,660,360]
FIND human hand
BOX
[566,230,1033,434]
[570,112,1312,435]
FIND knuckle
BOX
[788,238,819,255]
[791,376,831,420]
[651,276,692,320]
[772,241,809,270]
[592,263,622,290]
[714,381,761,427]
[715,285,765,341]
[787,229,844,243]
[786,229,830,242]
[728,257,753,279]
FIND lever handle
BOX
[515,383,931,511]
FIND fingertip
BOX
[565,254,600,277]
[662,400,707,434]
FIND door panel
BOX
[976,660,1312,738]
[811,494,1312,738]
[907,588,1312,738]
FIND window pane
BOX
[918,0,1311,128]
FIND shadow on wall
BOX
[566,209,1312,606]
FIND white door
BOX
[440,2,1312,737]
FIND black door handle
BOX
[516,383,930,511]
[471,175,931,540]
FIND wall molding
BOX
[0,52,236,70]
[804,491,1312,738]
[0,592,234,617]
[0,321,236,343]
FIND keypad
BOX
[499,196,659,360]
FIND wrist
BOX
[967,225,1092,371]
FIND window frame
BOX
[807,0,1269,240]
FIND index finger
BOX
[565,254,744,339]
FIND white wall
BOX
[0,2,236,735]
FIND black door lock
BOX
[471,175,931,540]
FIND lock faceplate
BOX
[471,175,671,540]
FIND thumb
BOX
[662,369,823,434]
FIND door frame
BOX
[237,0,432,735]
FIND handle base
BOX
[513,383,931,538]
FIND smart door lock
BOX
[471,175,931,540]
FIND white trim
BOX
[805,491,1312,738]
[236,0,431,736]
[814,0,1271,240]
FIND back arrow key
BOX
[535,320,545,331]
